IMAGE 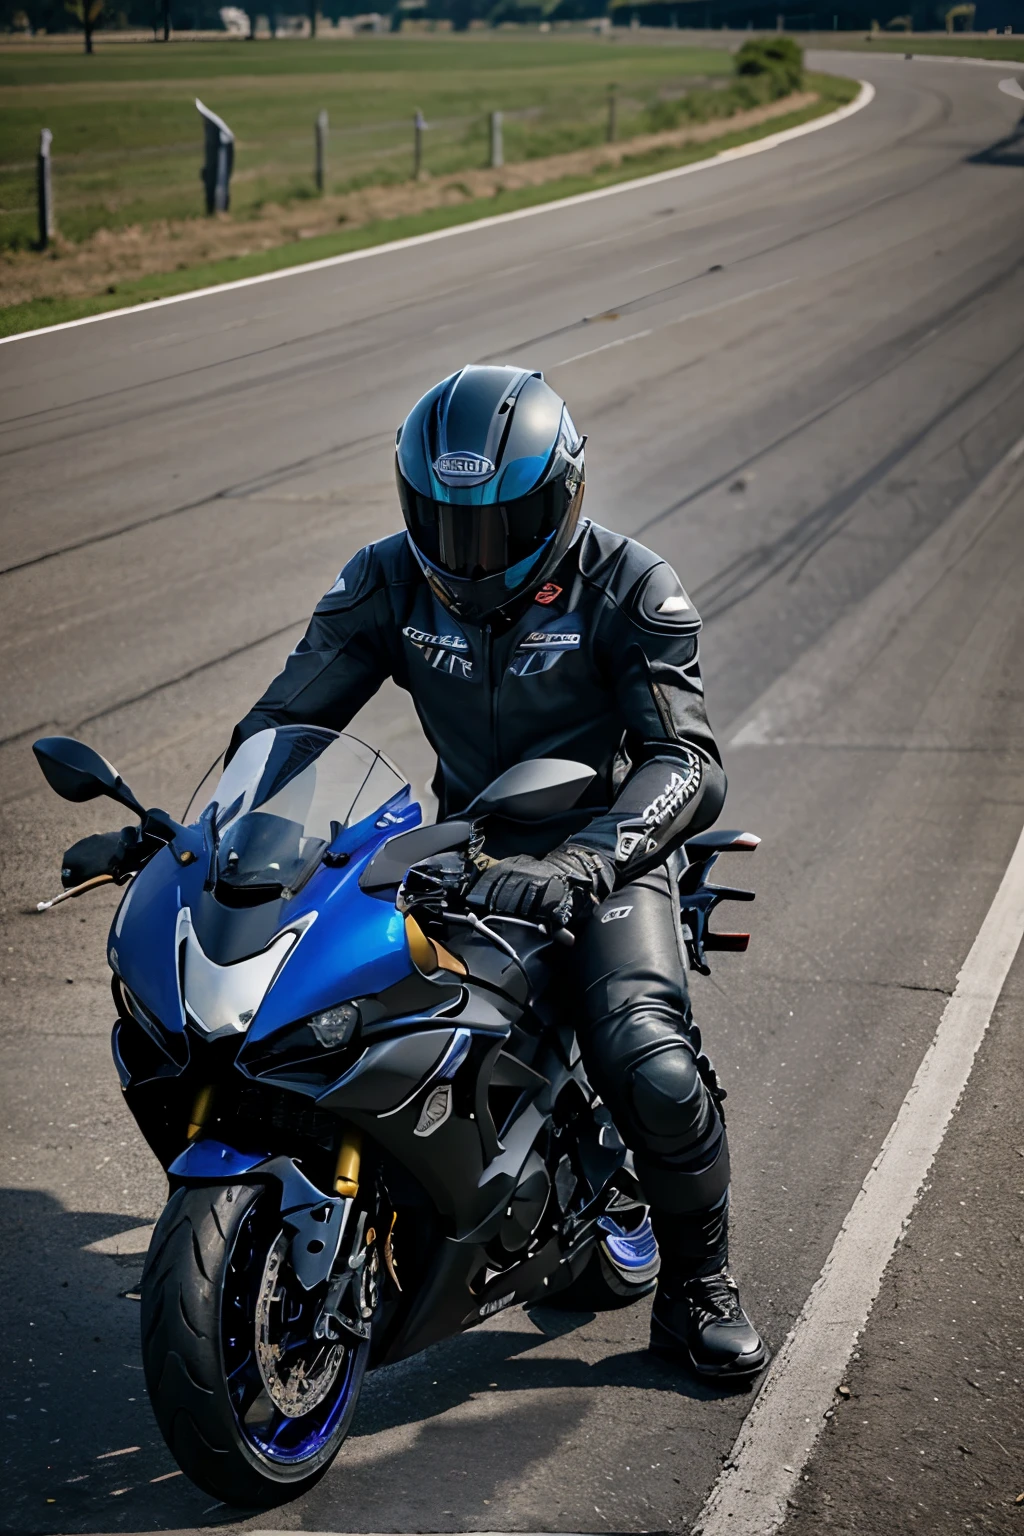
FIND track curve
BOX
[2,49,1024,1536]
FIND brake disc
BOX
[255,1233,345,1416]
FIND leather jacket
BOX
[229,521,726,884]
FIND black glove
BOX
[61,827,142,889]
[467,845,615,926]
[546,845,616,907]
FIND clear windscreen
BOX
[205,727,407,898]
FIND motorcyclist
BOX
[63,364,766,1381]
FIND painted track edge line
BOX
[692,818,1024,1536]
[0,82,874,349]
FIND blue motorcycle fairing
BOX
[168,1140,350,1290]
[168,1138,269,1180]
[108,794,422,1047]
[109,842,197,1038]
[241,854,410,1044]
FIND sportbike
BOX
[33,725,755,1506]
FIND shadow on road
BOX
[1,1186,732,1534]
[0,1185,214,1534]
[969,112,1024,168]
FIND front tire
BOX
[141,1183,369,1507]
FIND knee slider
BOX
[628,1042,709,1156]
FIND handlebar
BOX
[399,854,577,965]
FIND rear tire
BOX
[553,1212,660,1310]
[141,1183,369,1507]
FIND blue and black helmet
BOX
[396,364,585,622]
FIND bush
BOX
[645,98,685,132]
[734,36,804,98]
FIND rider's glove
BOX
[545,844,616,908]
[61,826,144,889]
[467,845,615,927]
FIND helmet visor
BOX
[398,478,569,580]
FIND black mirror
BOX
[360,820,473,893]
[466,758,596,823]
[32,736,144,816]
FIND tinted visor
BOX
[399,477,569,580]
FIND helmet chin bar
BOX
[405,479,585,626]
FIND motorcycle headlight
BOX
[308,1002,360,1048]
[239,997,362,1084]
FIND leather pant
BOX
[574,863,730,1279]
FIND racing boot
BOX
[650,1268,768,1381]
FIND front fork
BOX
[169,1128,358,1290]
[169,1123,385,1346]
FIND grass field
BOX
[0,35,749,249]
[0,69,856,340]
[808,33,1024,61]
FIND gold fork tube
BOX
[334,1127,362,1198]
[187,1083,215,1141]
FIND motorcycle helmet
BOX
[396,364,585,623]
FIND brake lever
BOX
[35,873,115,912]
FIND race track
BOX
[2,48,1024,1536]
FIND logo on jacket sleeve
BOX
[641,762,700,829]
[534,582,562,606]
[433,452,495,486]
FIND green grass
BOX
[808,33,1024,62]
[0,70,857,340]
[0,34,742,249]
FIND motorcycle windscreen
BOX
[206,727,407,900]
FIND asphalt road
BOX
[2,48,1024,1536]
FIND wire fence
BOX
[0,70,729,248]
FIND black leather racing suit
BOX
[229,520,733,1278]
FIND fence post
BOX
[606,84,617,143]
[37,127,54,249]
[315,108,328,192]
[489,109,503,170]
[414,108,427,178]
[196,98,235,214]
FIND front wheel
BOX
[553,1210,660,1310]
[140,1183,370,1507]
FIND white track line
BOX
[999,76,1024,98]
[0,83,874,349]
[693,823,1024,1536]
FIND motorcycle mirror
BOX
[32,736,145,817]
[465,758,596,822]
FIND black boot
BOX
[650,1270,768,1380]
